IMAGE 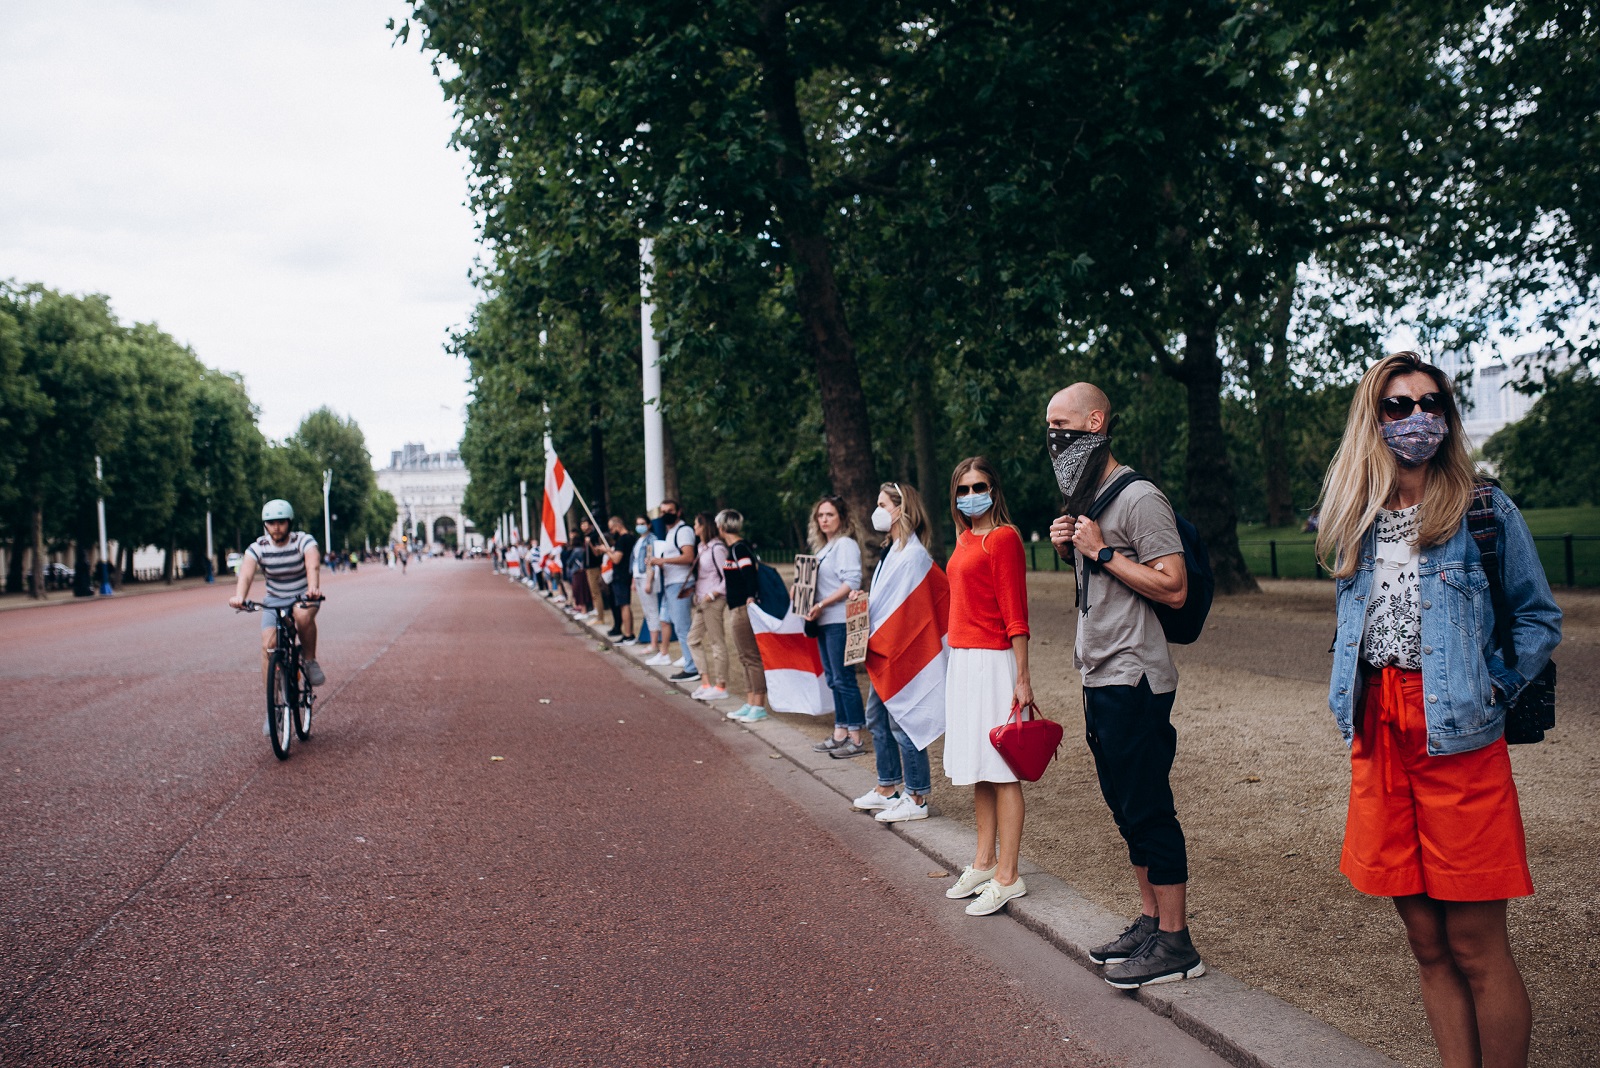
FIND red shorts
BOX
[1341,666,1533,902]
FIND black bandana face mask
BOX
[1048,426,1110,501]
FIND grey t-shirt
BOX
[1073,465,1183,693]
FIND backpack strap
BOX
[1467,481,1517,669]
[1075,470,1152,612]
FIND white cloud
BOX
[0,0,481,461]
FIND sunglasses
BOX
[954,481,991,497]
[1379,393,1446,419]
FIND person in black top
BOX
[606,515,638,641]
[717,509,769,721]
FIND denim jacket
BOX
[1328,487,1561,756]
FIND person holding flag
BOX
[540,441,575,601]
[852,483,949,824]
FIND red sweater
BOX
[946,526,1030,649]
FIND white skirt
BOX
[942,646,1020,785]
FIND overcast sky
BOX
[0,0,480,468]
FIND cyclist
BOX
[228,499,326,689]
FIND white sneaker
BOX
[876,793,929,823]
[694,686,728,702]
[645,653,671,666]
[852,787,901,812]
[690,685,713,700]
[966,876,1027,916]
[945,864,999,900]
[672,656,686,668]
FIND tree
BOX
[1483,368,1600,507]
[288,409,379,552]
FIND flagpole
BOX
[568,482,612,551]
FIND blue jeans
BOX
[867,686,930,795]
[663,581,697,673]
[816,622,865,730]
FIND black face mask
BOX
[660,511,676,524]
[1047,425,1112,515]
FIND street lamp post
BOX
[520,480,530,548]
[640,238,665,515]
[95,455,112,596]
[322,469,333,553]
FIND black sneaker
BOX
[1088,913,1159,965]
[607,628,624,637]
[669,669,701,682]
[1103,928,1205,989]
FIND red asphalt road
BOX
[0,560,1226,1067]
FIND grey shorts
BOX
[261,598,314,631]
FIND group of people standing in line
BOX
[508,359,1561,1068]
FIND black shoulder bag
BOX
[1466,484,1556,744]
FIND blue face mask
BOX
[635,523,648,534]
[956,492,993,518]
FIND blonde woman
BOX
[941,457,1032,916]
[804,495,866,756]
[851,482,948,823]
[1320,352,1560,1068]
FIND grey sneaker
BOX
[1103,928,1205,989]
[1089,913,1159,965]
[828,739,868,759]
[812,736,848,753]
[303,659,326,687]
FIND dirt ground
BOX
[758,574,1599,1068]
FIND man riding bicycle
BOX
[228,499,326,688]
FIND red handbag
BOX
[988,699,1064,782]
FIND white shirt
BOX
[659,522,697,587]
[1362,504,1422,669]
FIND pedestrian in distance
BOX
[804,494,867,758]
[584,518,610,625]
[605,516,638,641]
[716,509,771,722]
[1318,352,1559,1068]
[941,458,1032,916]
[688,512,731,702]
[565,537,592,617]
[630,514,663,655]
[647,499,700,681]
[1046,382,1202,987]
[852,482,945,824]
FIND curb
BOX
[521,580,1400,1068]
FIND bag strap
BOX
[1008,698,1047,724]
[1086,471,1151,522]
[1467,481,1518,669]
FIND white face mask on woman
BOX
[871,506,895,532]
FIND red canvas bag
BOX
[988,699,1064,782]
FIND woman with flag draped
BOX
[851,483,948,824]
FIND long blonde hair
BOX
[879,481,930,550]
[1316,352,1477,577]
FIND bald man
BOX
[1046,383,1205,989]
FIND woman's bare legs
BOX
[1394,895,1530,1068]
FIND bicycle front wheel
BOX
[294,663,315,740]
[266,651,292,760]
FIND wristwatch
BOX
[1096,546,1115,565]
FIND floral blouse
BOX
[1362,504,1422,669]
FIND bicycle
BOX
[238,596,322,759]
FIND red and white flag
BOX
[746,603,835,716]
[539,442,573,573]
[865,535,950,749]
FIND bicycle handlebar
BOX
[236,594,326,613]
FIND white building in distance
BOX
[374,443,480,552]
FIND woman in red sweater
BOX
[942,456,1033,916]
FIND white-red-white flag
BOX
[746,603,835,716]
[539,443,573,572]
[865,534,950,748]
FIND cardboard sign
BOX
[843,596,870,666]
[790,554,819,619]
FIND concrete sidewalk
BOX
[527,582,1399,1068]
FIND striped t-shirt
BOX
[246,531,318,601]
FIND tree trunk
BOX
[163,537,176,584]
[1261,269,1297,529]
[1180,324,1258,595]
[73,541,93,597]
[755,4,878,528]
[661,417,681,505]
[910,368,943,556]
[121,542,134,584]
[29,508,46,599]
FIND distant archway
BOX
[433,516,458,550]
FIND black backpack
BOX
[749,546,791,618]
[1084,471,1214,645]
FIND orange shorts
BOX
[1341,666,1533,902]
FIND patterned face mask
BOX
[1048,426,1110,499]
[1380,411,1446,468]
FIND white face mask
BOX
[870,506,895,533]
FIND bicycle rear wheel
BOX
[266,650,292,760]
[294,663,315,740]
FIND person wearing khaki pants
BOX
[686,513,730,702]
